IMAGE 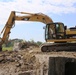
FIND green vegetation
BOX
[2,47,13,51]
[2,39,43,51]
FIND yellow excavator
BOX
[0,11,76,52]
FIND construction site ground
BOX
[0,47,76,75]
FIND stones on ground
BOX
[0,47,43,75]
[0,56,4,62]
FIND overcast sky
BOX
[0,0,76,42]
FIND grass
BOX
[2,47,13,51]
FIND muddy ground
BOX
[0,47,76,75]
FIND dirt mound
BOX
[13,42,39,51]
[0,49,40,75]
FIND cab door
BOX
[45,23,65,40]
[55,23,65,39]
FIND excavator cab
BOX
[45,23,65,41]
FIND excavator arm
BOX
[0,11,53,47]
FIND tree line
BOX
[2,39,43,47]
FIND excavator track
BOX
[41,43,76,52]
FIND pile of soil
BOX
[0,49,40,75]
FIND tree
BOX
[36,41,43,46]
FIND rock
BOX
[0,56,4,62]
[18,60,24,64]
[16,63,21,67]
[18,72,31,75]
[6,56,15,62]
[17,55,23,59]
